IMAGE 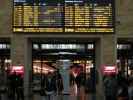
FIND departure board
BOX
[13,0,115,33]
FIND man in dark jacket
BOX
[8,72,18,100]
[103,75,118,100]
[44,72,57,100]
[55,71,63,94]
[16,74,24,100]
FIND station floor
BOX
[0,85,96,100]
[33,85,95,100]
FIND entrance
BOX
[0,43,10,95]
[32,43,96,99]
[117,43,133,78]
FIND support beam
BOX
[11,35,32,100]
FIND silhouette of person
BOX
[16,74,24,100]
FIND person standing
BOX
[55,70,63,95]
[8,72,18,100]
[16,74,24,100]
[103,75,118,100]
[44,72,57,100]
[117,74,129,100]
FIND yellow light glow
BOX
[13,4,113,33]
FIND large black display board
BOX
[13,0,115,32]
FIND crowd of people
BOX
[103,71,133,100]
[0,66,133,100]
[40,71,63,100]
[39,67,96,100]
[7,72,24,100]
[6,69,132,100]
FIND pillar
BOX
[95,35,117,100]
[11,34,32,100]
[101,35,117,65]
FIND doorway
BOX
[0,43,10,95]
[32,43,96,99]
[117,43,133,78]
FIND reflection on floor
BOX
[70,84,90,100]
[33,84,93,100]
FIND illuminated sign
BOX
[13,0,115,33]
[65,0,83,3]
[33,44,94,50]
[14,0,25,2]
[101,65,118,75]
[41,44,84,49]
[10,66,24,75]
[117,44,131,50]
[0,44,10,49]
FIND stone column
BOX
[95,38,104,100]
[101,35,117,65]
[95,35,117,100]
[24,38,32,100]
[11,34,25,65]
[11,34,32,100]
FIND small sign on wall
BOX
[101,65,118,76]
[10,65,24,75]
